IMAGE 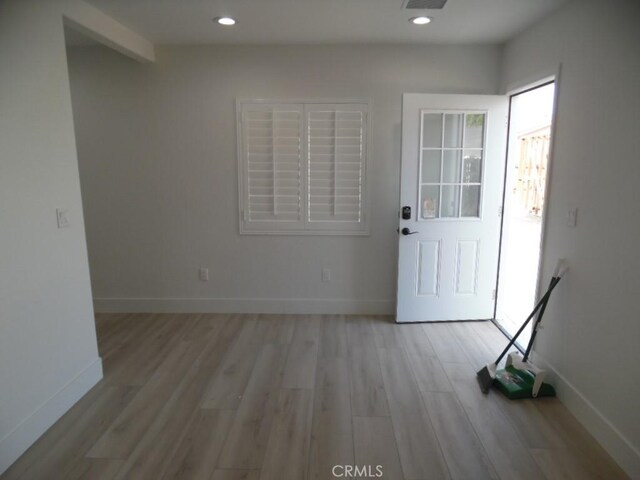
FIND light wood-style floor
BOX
[2,314,628,480]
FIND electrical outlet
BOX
[56,209,70,228]
[199,268,209,281]
[321,268,331,282]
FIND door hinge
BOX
[498,206,503,218]
[492,289,497,300]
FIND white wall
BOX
[0,0,103,474]
[502,0,640,475]
[52,2,640,475]
[67,44,502,314]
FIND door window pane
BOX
[421,185,440,219]
[442,150,462,183]
[443,114,463,148]
[422,114,443,148]
[441,185,460,217]
[464,113,485,148]
[461,185,481,217]
[463,150,482,183]
[421,150,441,183]
[418,110,485,220]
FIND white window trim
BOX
[236,98,372,236]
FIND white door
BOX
[397,94,508,323]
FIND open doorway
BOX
[495,82,556,346]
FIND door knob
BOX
[401,227,418,235]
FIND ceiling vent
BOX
[402,0,447,9]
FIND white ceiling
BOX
[83,0,569,45]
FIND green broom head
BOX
[494,365,556,400]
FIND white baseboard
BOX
[0,357,103,476]
[533,352,640,478]
[93,297,395,315]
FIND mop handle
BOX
[522,285,554,362]
[493,276,561,365]
[523,261,568,361]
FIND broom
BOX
[477,260,567,393]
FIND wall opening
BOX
[495,81,555,347]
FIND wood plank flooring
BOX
[1,314,629,480]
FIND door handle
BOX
[401,227,418,236]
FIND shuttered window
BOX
[238,101,369,235]
[241,104,304,230]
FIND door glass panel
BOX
[441,185,460,217]
[421,185,440,219]
[464,113,485,148]
[421,150,441,183]
[461,185,481,217]
[442,150,462,183]
[443,114,463,148]
[419,110,486,220]
[463,150,482,183]
[422,114,443,148]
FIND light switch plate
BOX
[56,209,70,228]
[566,208,578,228]
[321,268,331,282]
[199,268,209,281]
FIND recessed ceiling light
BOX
[409,16,432,25]
[215,16,236,26]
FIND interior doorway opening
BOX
[495,81,556,346]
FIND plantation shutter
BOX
[240,103,304,232]
[306,103,368,233]
[238,100,369,235]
